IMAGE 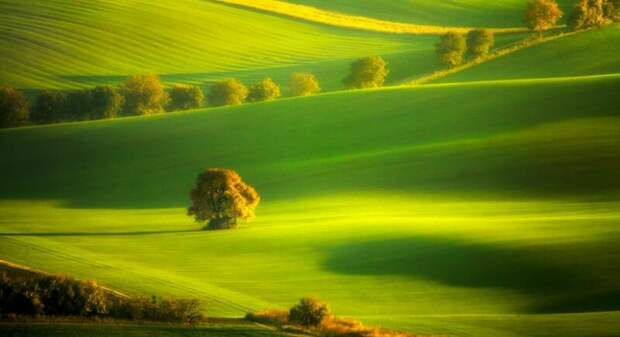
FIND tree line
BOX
[435,0,620,68]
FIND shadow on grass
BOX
[322,235,620,313]
[0,229,201,237]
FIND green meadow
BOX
[1,1,619,337]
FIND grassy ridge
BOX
[0,0,419,90]
[438,25,620,83]
[282,0,574,28]
[1,76,619,336]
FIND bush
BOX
[208,79,248,106]
[435,32,467,67]
[344,56,389,89]
[168,84,204,111]
[32,91,67,123]
[65,89,93,121]
[91,85,124,119]
[0,86,29,128]
[248,78,281,102]
[467,29,494,59]
[288,297,330,327]
[110,296,203,325]
[187,168,260,230]
[568,0,608,30]
[604,0,620,21]
[290,72,320,97]
[524,0,563,36]
[245,309,289,326]
[121,74,169,115]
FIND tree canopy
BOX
[436,32,467,67]
[525,0,563,36]
[187,168,260,230]
[208,79,248,107]
[344,56,389,89]
[168,84,204,111]
[467,29,494,60]
[121,74,169,115]
[0,86,29,128]
[290,72,321,97]
[248,78,281,102]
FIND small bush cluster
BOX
[246,297,416,337]
[568,0,620,30]
[436,29,494,67]
[0,273,203,325]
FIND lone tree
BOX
[91,85,124,119]
[32,91,66,123]
[290,72,320,97]
[0,86,29,128]
[435,32,467,67]
[208,79,248,107]
[288,297,330,327]
[344,56,389,89]
[467,29,494,60]
[525,0,563,37]
[568,0,607,30]
[121,74,169,115]
[188,168,260,230]
[248,78,281,102]
[168,84,204,111]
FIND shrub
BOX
[248,78,281,102]
[187,168,260,230]
[65,89,93,121]
[208,79,248,106]
[344,56,389,89]
[121,74,169,115]
[320,317,413,337]
[288,297,330,327]
[168,84,204,111]
[0,86,29,128]
[109,295,203,325]
[290,72,320,97]
[245,309,289,326]
[32,91,67,123]
[435,32,467,67]
[568,0,608,30]
[91,85,124,119]
[525,0,563,36]
[467,29,494,59]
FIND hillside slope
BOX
[1,75,619,336]
[0,0,418,89]
[438,25,620,83]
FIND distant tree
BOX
[65,89,93,121]
[525,0,563,36]
[207,79,248,107]
[32,91,66,123]
[467,29,495,59]
[168,84,204,111]
[91,85,124,119]
[121,74,169,115]
[0,86,29,128]
[344,56,389,89]
[568,0,608,30]
[289,72,320,97]
[248,78,281,102]
[187,168,260,230]
[288,297,330,327]
[435,32,467,67]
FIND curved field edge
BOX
[212,0,527,35]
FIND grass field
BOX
[282,0,574,28]
[1,1,619,337]
[1,75,619,336]
[438,25,620,83]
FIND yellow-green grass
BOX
[0,0,421,90]
[437,25,620,83]
[1,75,619,337]
[282,0,574,28]
[212,0,528,35]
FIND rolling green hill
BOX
[282,0,573,28]
[438,25,620,83]
[1,74,619,337]
[0,0,421,90]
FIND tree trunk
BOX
[205,217,237,230]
